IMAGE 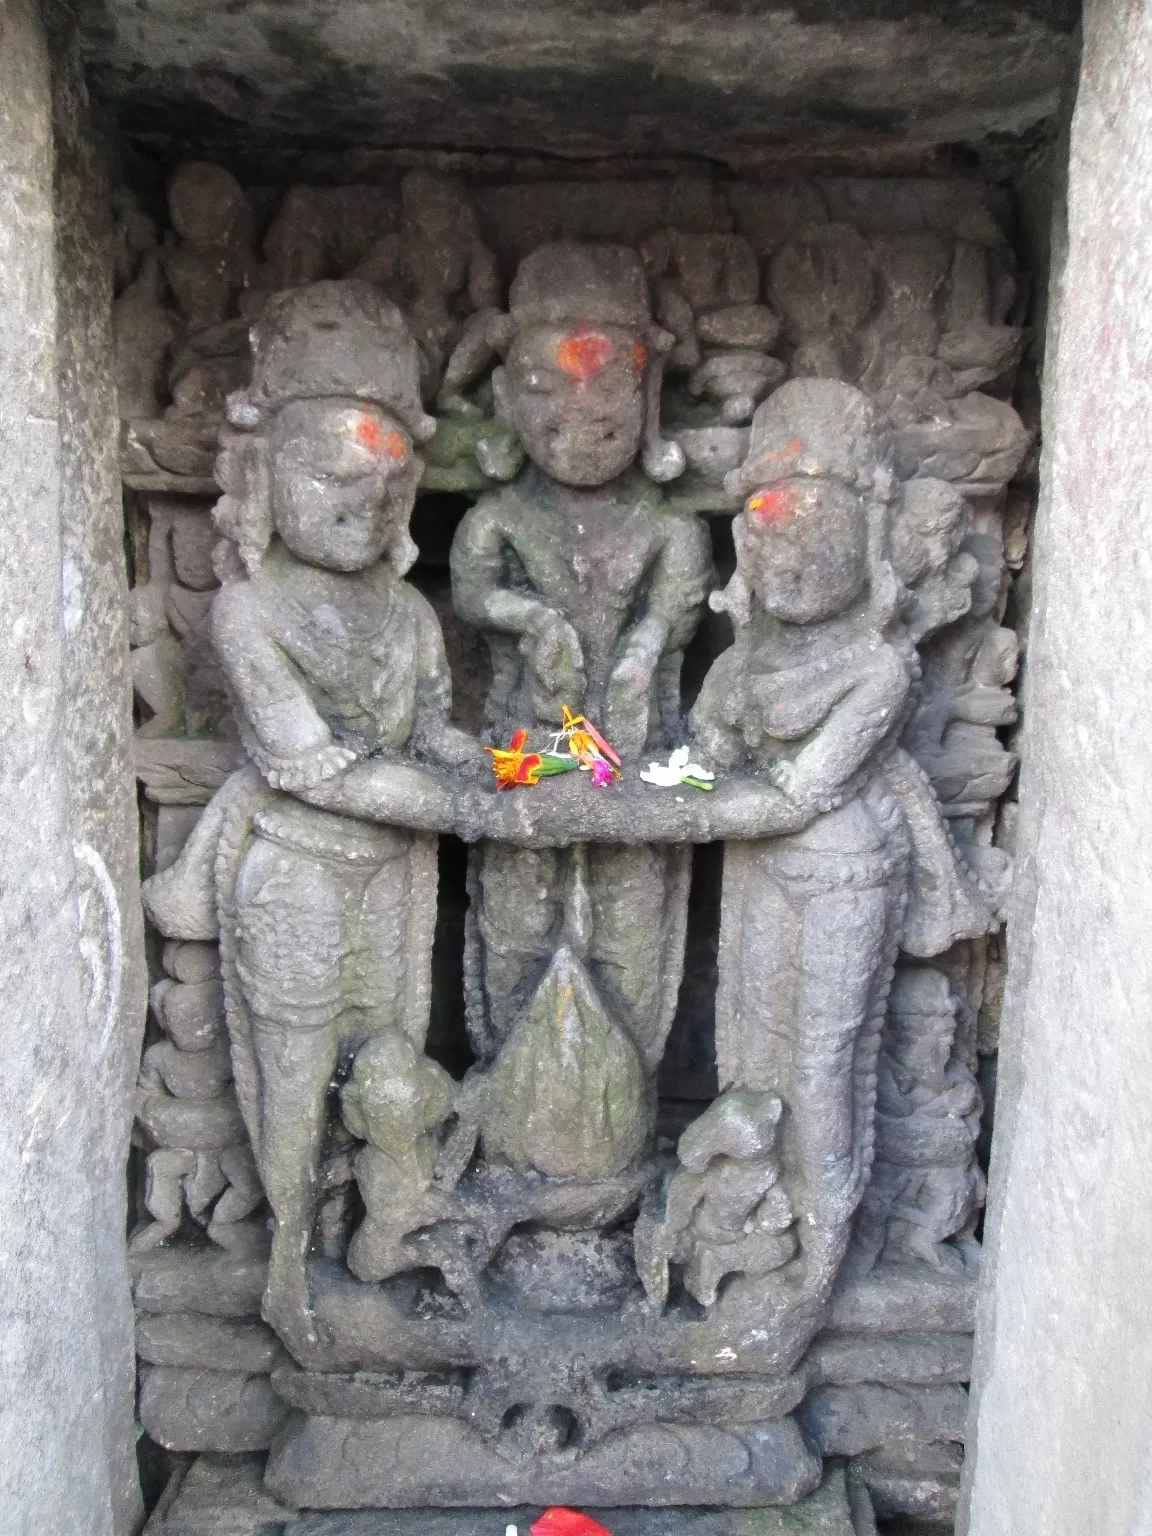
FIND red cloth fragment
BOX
[531,1510,614,1536]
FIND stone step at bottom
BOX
[147,1457,879,1536]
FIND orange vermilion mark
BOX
[555,327,614,383]
[631,339,648,375]
[747,486,799,526]
[531,1511,615,1536]
[761,437,804,462]
[356,416,407,460]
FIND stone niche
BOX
[93,9,1065,1531]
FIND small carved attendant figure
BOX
[338,1030,457,1284]
[145,281,480,1360]
[690,379,994,1343]
[450,243,712,1075]
[634,1088,795,1308]
[850,966,985,1275]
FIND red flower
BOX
[485,728,544,790]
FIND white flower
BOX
[640,745,715,789]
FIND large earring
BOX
[213,420,273,577]
[388,531,419,578]
[640,329,686,484]
[708,517,752,628]
[865,494,902,631]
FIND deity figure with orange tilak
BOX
[447,242,713,1170]
[632,376,1001,1359]
[141,281,485,1362]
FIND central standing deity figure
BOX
[450,243,712,1087]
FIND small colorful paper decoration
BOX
[639,745,715,791]
[547,705,622,785]
[484,710,623,791]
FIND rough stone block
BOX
[139,1366,290,1453]
[808,1332,972,1388]
[282,1462,871,1532]
[136,1314,285,1374]
[133,1244,268,1318]
[799,1383,968,1458]
[857,1440,962,1522]
[265,1413,821,1509]
[146,1454,290,1535]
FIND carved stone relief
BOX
[120,164,1030,1531]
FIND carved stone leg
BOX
[465,842,562,1060]
[249,1015,339,1361]
[715,790,909,1319]
[586,842,692,1074]
[231,808,438,1365]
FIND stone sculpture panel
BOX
[120,163,1030,1531]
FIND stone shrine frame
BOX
[113,161,1033,1530]
[23,3,1152,1534]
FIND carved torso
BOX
[213,538,452,774]
[453,463,710,735]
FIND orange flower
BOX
[485,728,544,790]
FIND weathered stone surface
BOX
[0,1,144,1530]
[809,1331,972,1388]
[266,1411,822,1508]
[136,1313,285,1374]
[799,1383,968,1458]
[146,1454,291,1536]
[133,1244,268,1318]
[140,1365,290,1452]
[82,1,1075,164]
[830,1262,978,1335]
[284,1461,870,1531]
[861,1439,963,1522]
[136,1087,248,1150]
[963,5,1152,1534]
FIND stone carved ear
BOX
[213,426,272,577]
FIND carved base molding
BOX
[147,1462,882,1534]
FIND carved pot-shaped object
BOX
[481,946,648,1180]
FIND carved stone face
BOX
[888,1014,955,1091]
[268,398,419,572]
[740,475,867,625]
[500,323,647,486]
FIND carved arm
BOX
[768,643,913,811]
[211,580,355,789]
